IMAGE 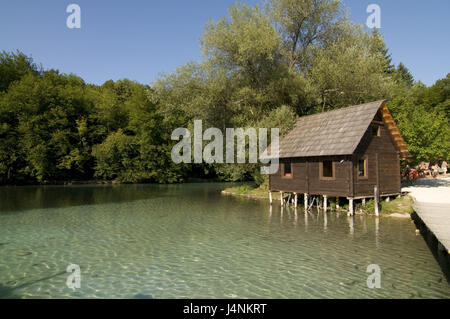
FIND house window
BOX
[358,157,368,178]
[372,125,380,137]
[320,160,335,180]
[283,162,292,178]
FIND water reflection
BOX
[375,217,380,249]
[0,184,170,214]
[348,216,354,236]
[304,210,308,229]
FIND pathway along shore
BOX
[402,177,450,255]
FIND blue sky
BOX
[0,0,449,86]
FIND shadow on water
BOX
[132,293,153,299]
[0,284,21,299]
[411,211,450,284]
[0,184,180,214]
[0,271,66,299]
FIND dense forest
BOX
[0,0,449,185]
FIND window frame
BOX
[319,160,336,181]
[281,161,293,179]
[357,156,369,179]
[372,125,381,137]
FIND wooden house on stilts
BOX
[268,100,409,215]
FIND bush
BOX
[235,184,256,193]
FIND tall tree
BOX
[369,29,395,74]
[307,25,396,110]
[396,62,414,87]
[268,0,346,72]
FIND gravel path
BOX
[402,177,450,204]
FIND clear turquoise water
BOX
[0,183,449,299]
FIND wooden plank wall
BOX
[354,123,401,196]
[269,156,352,197]
[269,121,402,197]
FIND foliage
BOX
[0,50,41,93]
[307,25,396,110]
[0,0,449,184]
[0,58,184,184]
[395,62,414,88]
[389,82,450,163]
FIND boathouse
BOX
[268,100,409,215]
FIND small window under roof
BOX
[283,162,292,177]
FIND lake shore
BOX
[222,185,414,217]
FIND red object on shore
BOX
[403,169,418,180]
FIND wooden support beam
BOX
[323,195,328,212]
[269,191,273,205]
[362,198,366,206]
[304,193,309,211]
[280,191,284,206]
[385,196,390,202]
[336,197,339,210]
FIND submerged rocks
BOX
[15,250,32,257]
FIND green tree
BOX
[268,0,346,72]
[0,50,40,92]
[395,62,414,87]
[0,70,94,183]
[307,25,396,110]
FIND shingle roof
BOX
[278,100,385,158]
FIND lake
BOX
[0,183,449,298]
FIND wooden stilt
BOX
[374,186,379,216]
[294,193,298,208]
[280,191,284,206]
[323,195,328,212]
[362,198,366,206]
[269,191,273,204]
[385,196,390,202]
[336,197,339,210]
[348,198,354,216]
[304,193,309,211]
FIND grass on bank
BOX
[353,195,414,215]
[223,184,414,215]
[223,183,270,198]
